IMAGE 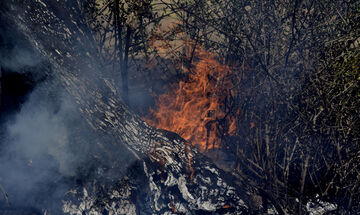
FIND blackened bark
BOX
[4,1,253,214]
[122,26,131,104]
[114,0,129,104]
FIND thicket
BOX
[49,0,360,213]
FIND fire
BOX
[144,45,236,151]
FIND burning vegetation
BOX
[144,44,236,151]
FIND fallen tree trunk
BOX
[3,1,253,214]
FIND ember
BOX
[145,45,236,151]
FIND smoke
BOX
[0,23,138,215]
[3,87,78,174]
[0,44,43,71]
[0,22,43,71]
[0,15,79,211]
[0,3,140,212]
[0,81,81,211]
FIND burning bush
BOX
[145,45,236,151]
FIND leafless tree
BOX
[84,0,162,103]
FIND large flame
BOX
[145,45,236,151]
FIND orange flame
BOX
[145,45,236,151]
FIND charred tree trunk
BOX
[114,0,129,104]
[4,1,254,214]
[122,26,131,104]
